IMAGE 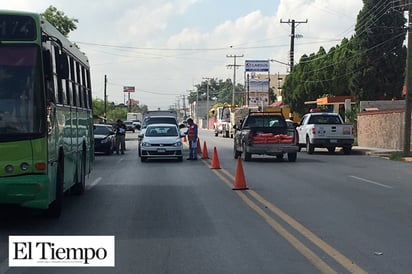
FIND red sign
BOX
[123,86,135,93]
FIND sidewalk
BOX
[353,146,412,162]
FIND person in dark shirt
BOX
[114,119,126,154]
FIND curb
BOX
[357,150,412,162]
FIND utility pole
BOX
[203,77,213,129]
[280,19,308,72]
[226,54,244,107]
[404,8,412,156]
[182,95,187,119]
[104,74,107,123]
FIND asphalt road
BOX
[1,129,412,273]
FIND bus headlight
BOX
[5,165,14,173]
[20,162,30,171]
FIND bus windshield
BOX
[0,45,44,138]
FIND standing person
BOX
[114,119,126,154]
[186,118,198,160]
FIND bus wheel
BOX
[46,161,64,218]
[73,150,86,195]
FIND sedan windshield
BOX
[94,126,111,135]
[145,126,178,137]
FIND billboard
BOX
[123,86,135,93]
[248,78,269,106]
[245,60,269,72]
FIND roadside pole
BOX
[404,9,412,156]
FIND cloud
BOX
[0,0,364,109]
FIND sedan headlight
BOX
[101,137,110,144]
[174,141,182,147]
[141,142,151,147]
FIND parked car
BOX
[124,120,135,132]
[94,124,116,155]
[139,123,183,162]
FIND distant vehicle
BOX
[143,110,178,119]
[214,106,232,138]
[132,120,141,130]
[296,111,354,154]
[94,124,116,155]
[139,124,183,162]
[127,112,143,122]
[124,121,135,132]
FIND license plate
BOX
[157,149,166,153]
[330,139,337,143]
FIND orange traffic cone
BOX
[210,146,221,169]
[197,137,202,154]
[201,141,209,159]
[233,157,248,190]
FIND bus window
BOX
[72,58,80,107]
[53,46,66,105]
[80,66,87,108]
[62,79,69,105]
[86,69,92,109]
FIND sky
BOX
[2,0,364,110]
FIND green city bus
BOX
[0,10,94,217]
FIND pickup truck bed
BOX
[233,113,299,161]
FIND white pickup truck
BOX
[296,112,354,154]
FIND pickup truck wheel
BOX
[306,137,314,154]
[241,143,251,161]
[233,143,241,159]
[327,146,336,153]
[287,152,297,162]
[343,146,352,155]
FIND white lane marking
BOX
[87,177,102,190]
[349,175,393,189]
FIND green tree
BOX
[350,0,406,100]
[41,5,78,37]
[93,98,147,123]
[188,78,244,108]
[283,0,407,115]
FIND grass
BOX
[389,151,404,161]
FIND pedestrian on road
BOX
[114,119,126,154]
[185,118,198,160]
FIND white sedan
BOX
[139,123,184,162]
